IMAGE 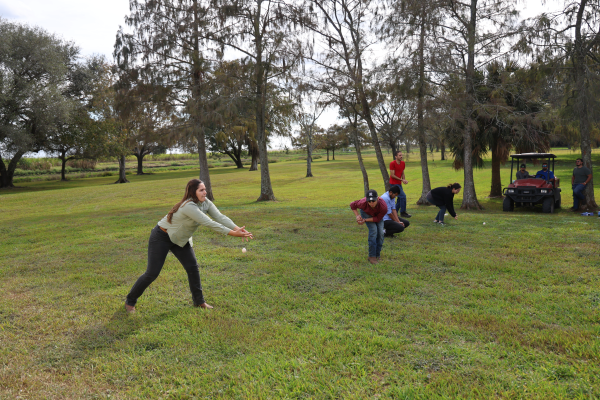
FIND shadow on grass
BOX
[36,307,180,370]
[75,308,179,352]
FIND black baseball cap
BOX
[520,164,526,168]
[366,190,378,202]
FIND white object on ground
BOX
[483,222,486,225]
[242,248,247,253]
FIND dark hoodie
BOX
[429,187,457,218]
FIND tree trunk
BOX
[135,154,145,175]
[233,157,244,169]
[196,129,214,200]
[350,115,369,195]
[306,136,313,178]
[416,15,431,205]
[489,138,502,197]
[574,1,597,208]
[114,155,130,183]
[332,148,335,161]
[353,127,369,196]
[254,3,275,201]
[461,0,482,210]
[1,156,12,188]
[441,140,446,161]
[248,140,259,171]
[225,150,244,168]
[0,151,25,188]
[191,0,213,200]
[326,149,329,161]
[390,140,398,158]
[0,157,8,188]
[60,152,67,181]
[357,83,390,190]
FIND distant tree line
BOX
[1,0,598,208]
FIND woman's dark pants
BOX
[126,225,205,307]
[426,193,447,222]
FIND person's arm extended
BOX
[228,226,253,240]
[351,208,365,224]
[391,210,404,226]
[350,200,366,224]
[205,201,237,230]
[446,192,457,218]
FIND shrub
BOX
[66,159,97,169]
[17,158,53,171]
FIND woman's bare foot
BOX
[196,302,213,309]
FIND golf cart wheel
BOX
[555,194,561,209]
[503,196,514,211]
[542,197,554,213]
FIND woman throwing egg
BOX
[125,179,253,312]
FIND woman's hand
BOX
[230,226,254,241]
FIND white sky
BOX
[0,0,130,58]
[1,0,558,152]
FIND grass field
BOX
[1,149,599,399]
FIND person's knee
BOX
[142,272,159,283]
[403,220,410,228]
[183,264,199,272]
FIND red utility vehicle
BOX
[502,153,561,213]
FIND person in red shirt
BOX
[350,189,388,264]
[389,150,411,218]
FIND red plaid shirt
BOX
[349,197,388,223]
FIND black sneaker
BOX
[400,212,412,218]
[437,221,446,226]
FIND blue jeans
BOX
[360,210,384,257]
[393,184,407,213]
[573,183,586,209]
[435,206,447,222]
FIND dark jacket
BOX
[430,187,457,218]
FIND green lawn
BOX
[1,149,599,399]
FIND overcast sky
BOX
[0,0,130,58]
[1,0,557,151]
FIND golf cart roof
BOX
[510,153,556,159]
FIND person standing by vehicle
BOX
[389,151,411,218]
[350,189,388,264]
[571,158,592,211]
[125,179,253,313]
[426,183,461,226]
